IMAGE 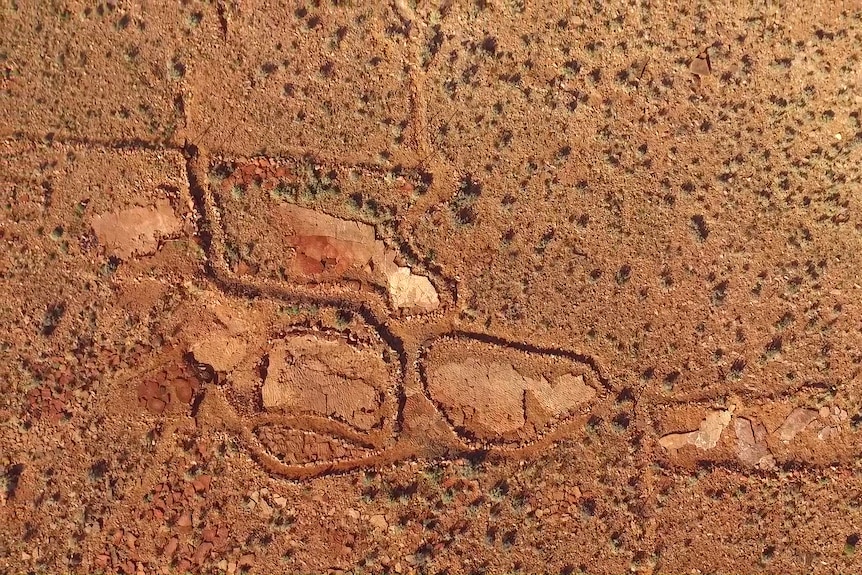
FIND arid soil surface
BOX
[3,1,862,574]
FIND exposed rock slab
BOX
[282,205,439,312]
[734,417,775,468]
[776,408,819,442]
[426,356,596,441]
[91,200,182,259]
[659,409,733,451]
[261,335,390,430]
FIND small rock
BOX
[217,559,228,572]
[239,554,255,568]
[147,397,167,414]
[163,537,179,557]
[176,511,193,534]
[819,406,831,420]
[777,408,819,442]
[369,514,388,530]
[193,474,212,493]
[192,542,214,565]
[689,51,711,76]
[273,496,288,508]
[174,378,195,404]
[125,533,137,550]
[258,498,273,518]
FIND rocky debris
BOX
[817,405,848,440]
[734,417,775,469]
[247,490,274,519]
[658,409,733,451]
[776,408,819,442]
[426,357,596,441]
[137,379,170,414]
[260,334,389,429]
[281,204,439,313]
[136,364,200,414]
[90,200,182,259]
[256,425,370,465]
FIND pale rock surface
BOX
[261,335,388,430]
[282,204,439,312]
[91,200,182,259]
[426,358,596,440]
[776,408,819,442]
[658,409,733,451]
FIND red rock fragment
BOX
[192,542,214,565]
[239,554,255,568]
[176,511,193,534]
[193,474,212,493]
[215,526,229,547]
[163,537,179,558]
[147,397,167,414]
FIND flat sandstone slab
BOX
[262,334,394,431]
[423,339,598,445]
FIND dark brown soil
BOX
[2,2,862,574]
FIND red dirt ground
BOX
[2,1,862,574]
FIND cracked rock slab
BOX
[91,201,183,259]
[424,345,597,443]
[261,335,391,430]
[734,417,775,469]
[776,408,819,442]
[659,409,733,451]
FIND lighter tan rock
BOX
[386,266,440,312]
[261,335,389,430]
[659,409,733,451]
[426,358,596,440]
[776,408,819,442]
[91,200,182,259]
[190,334,249,373]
